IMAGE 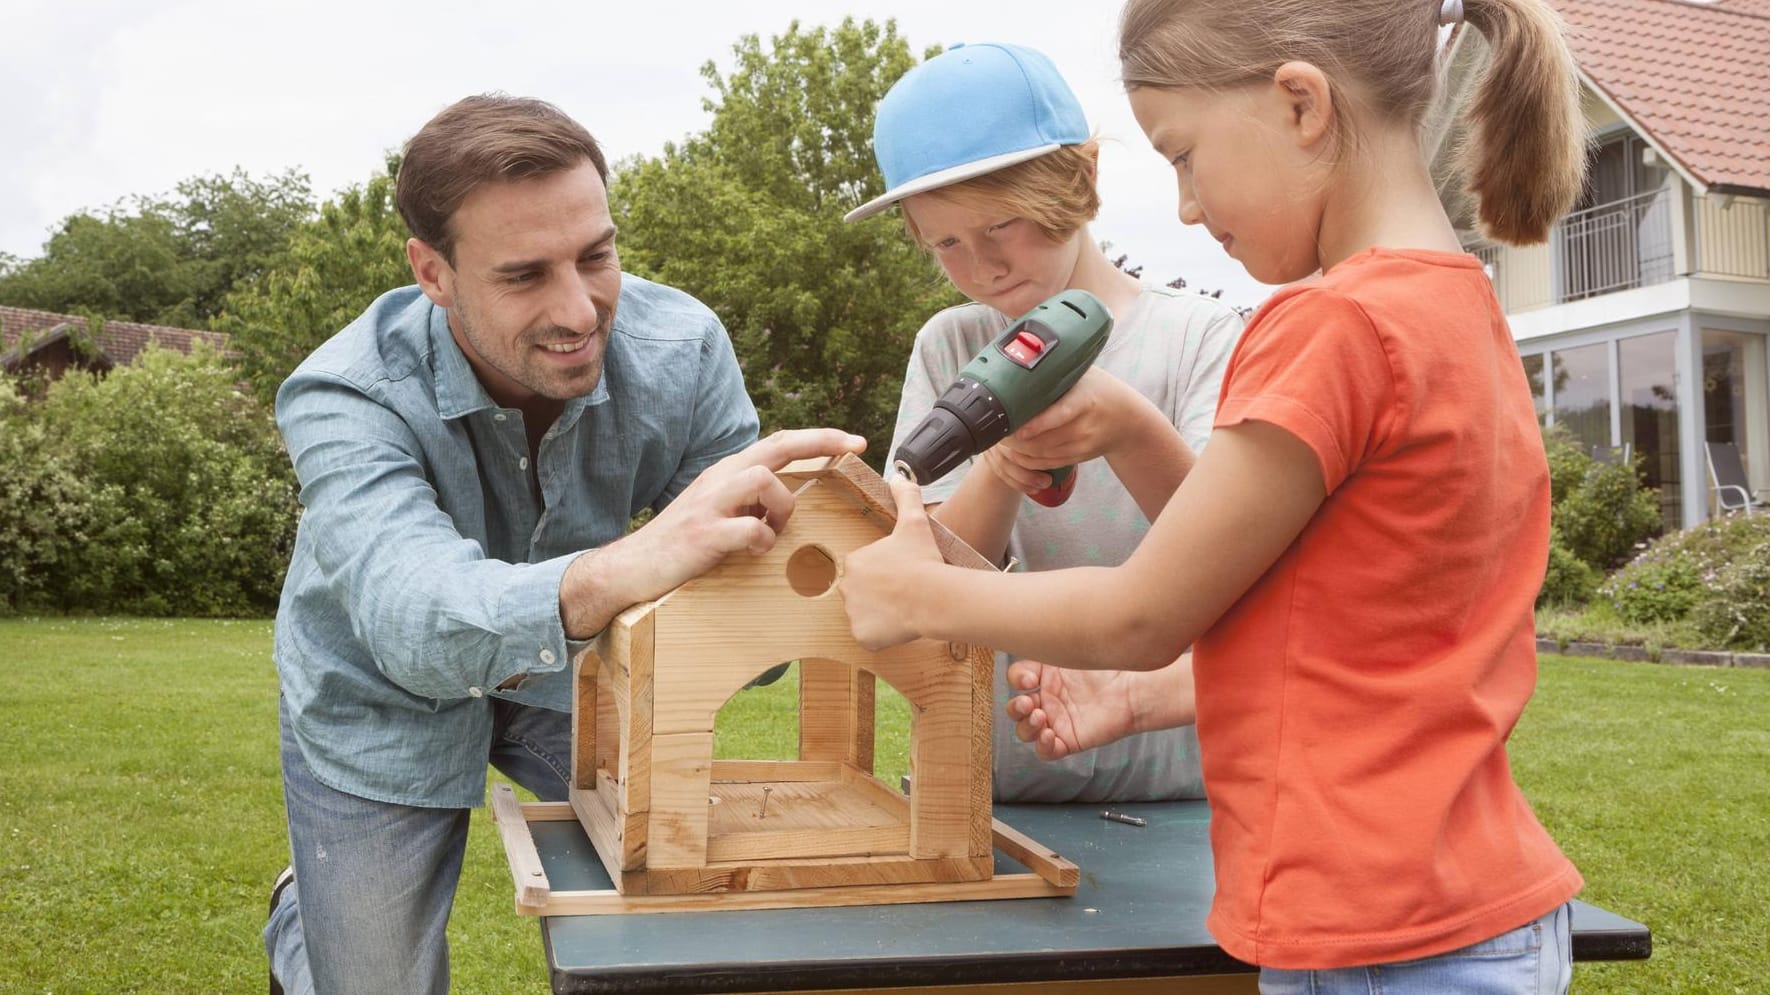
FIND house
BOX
[0,304,230,383]
[1433,0,1770,528]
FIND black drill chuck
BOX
[893,378,1012,485]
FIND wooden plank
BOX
[992,818,1080,889]
[522,801,577,821]
[571,650,598,790]
[593,656,620,790]
[711,759,842,783]
[517,868,1067,916]
[490,783,552,910]
[570,783,633,886]
[619,611,655,871]
[907,658,975,861]
[967,642,995,858]
[707,825,910,864]
[639,853,993,895]
[644,731,714,869]
[838,763,912,819]
[799,658,852,761]
[850,668,876,773]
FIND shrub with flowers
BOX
[1601,513,1770,648]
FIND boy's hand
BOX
[841,476,945,651]
[984,368,1171,498]
[1005,655,1197,760]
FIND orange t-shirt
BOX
[1197,248,1582,969]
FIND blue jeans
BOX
[264,696,571,995]
[1259,903,1573,995]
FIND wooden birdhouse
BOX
[494,453,1076,914]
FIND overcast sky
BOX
[2,0,1275,308]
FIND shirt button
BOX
[519,456,529,470]
[468,686,484,698]
[539,648,557,665]
[493,412,507,422]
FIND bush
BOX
[0,383,101,610]
[1542,427,1663,572]
[0,345,299,616]
[1690,539,1770,651]
[1600,513,1770,648]
[1539,524,1601,607]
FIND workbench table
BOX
[531,801,1650,994]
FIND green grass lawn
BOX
[0,617,1763,993]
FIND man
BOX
[263,94,862,994]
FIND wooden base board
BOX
[491,785,1078,916]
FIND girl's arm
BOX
[842,419,1326,670]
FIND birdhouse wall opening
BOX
[706,662,911,785]
[785,543,839,597]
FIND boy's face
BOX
[903,193,1083,320]
[409,161,622,415]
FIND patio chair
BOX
[1706,441,1768,515]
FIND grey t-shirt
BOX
[886,285,1244,802]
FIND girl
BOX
[841,1,1587,991]
[846,42,1244,802]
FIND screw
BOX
[759,786,773,819]
[1100,810,1146,827]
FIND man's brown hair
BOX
[396,94,609,263]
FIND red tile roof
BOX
[0,305,230,368]
[1558,0,1770,195]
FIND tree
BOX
[217,158,411,405]
[0,168,314,328]
[611,19,963,460]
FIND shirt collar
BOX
[429,301,611,422]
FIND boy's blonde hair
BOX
[1117,0,1585,246]
[903,140,1103,247]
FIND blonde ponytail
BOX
[1117,0,1587,245]
[1458,0,1588,245]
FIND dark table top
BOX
[536,800,1650,995]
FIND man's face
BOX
[415,162,622,414]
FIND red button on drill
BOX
[1003,330,1046,367]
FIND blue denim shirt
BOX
[273,278,758,808]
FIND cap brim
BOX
[843,143,1063,223]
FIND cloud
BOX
[0,0,1273,305]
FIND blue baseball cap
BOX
[844,42,1089,223]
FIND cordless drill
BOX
[892,289,1112,507]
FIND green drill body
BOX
[893,289,1113,507]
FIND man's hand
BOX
[1004,654,1196,760]
[841,476,946,651]
[559,428,865,638]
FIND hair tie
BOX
[1439,0,1465,25]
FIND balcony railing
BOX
[1695,195,1770,281]
[1468,189,1770,313]
[1557,189,1675,301]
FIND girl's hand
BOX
[841,476,945,651]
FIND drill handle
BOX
[1030,464,1077,508]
